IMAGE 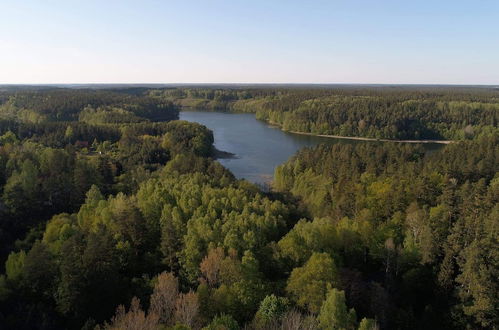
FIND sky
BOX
[1,0,498,84]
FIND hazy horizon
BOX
[1,83,498,88]
[2,0,498,85]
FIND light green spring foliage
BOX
[17,168,291,323]
[256,294,289,320]
[201,250,269,322]
[0,131,19,145]
[318,288,357,330]
[79,106,146,125]
[135,172,291,282]
[253,294,289,327]
[286,252,339,313]
[3,158,39,209]
[274,166,332,217]
[203,314,239,330]
[278,218,339,265]
[5,250,26,282]
[43,213,78,254]
[357,318,378,330]
[277,216,372,284]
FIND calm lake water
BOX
[179,111,443,185]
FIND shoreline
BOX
[286,130,453,144]
[264,120,453,144]
[180,108,454,145]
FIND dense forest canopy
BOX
[151,85,499,140]
[0,88,177,123]
[0,86,497,330]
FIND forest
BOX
[153,86,499,140]
[0,86,497,330]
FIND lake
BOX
[179,110,443,185]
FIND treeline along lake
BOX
[179,110,443,185]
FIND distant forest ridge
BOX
[1,85,498,141]
[146,85,499,141]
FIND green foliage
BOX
[275,135,498,329]
[162,121,214,157]
[5,250,26,282]
[201,250,269,322]
[0,87,497,329]
[0,89,177,122]
[3,159,39,213]
[253,294,289,327]
[454,202,498,327]
[22,241,57,299]
[286,252,339,313]
[278,218,338,266]
[357,318,378,330]
[318,288,357,330]
[79,105,146,124]
[158,86,499,140]
[203,314,239,330]
[55,227,124,325]
[0,131,18,145]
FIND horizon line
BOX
[1,82,498,87]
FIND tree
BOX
[81,226,123,322]
[200,247,225,287]
[5,250,26,283]
[77,184,104,231]
[3,159,39,215]
[278,218,338,266]
[455,208,498,328]
[160,208,181,270]
[64,125,74,141]
[254,294,289,328]
[280,309,318,330]
[0,131,18,145]
[22,241,57,300]
[318,288,357,330]
[149,271,179,325]
[286,252,339,313]
[256,294,289,320]
[357,318,378,330]
[56,232,86,318]
[72,159,101,207]
[106,297,159,330]
[174,291,199,328]
[203,314,239,330]
[55,227,122,325]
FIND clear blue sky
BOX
[1,0,498,84]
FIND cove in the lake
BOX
[179,110,444,185]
